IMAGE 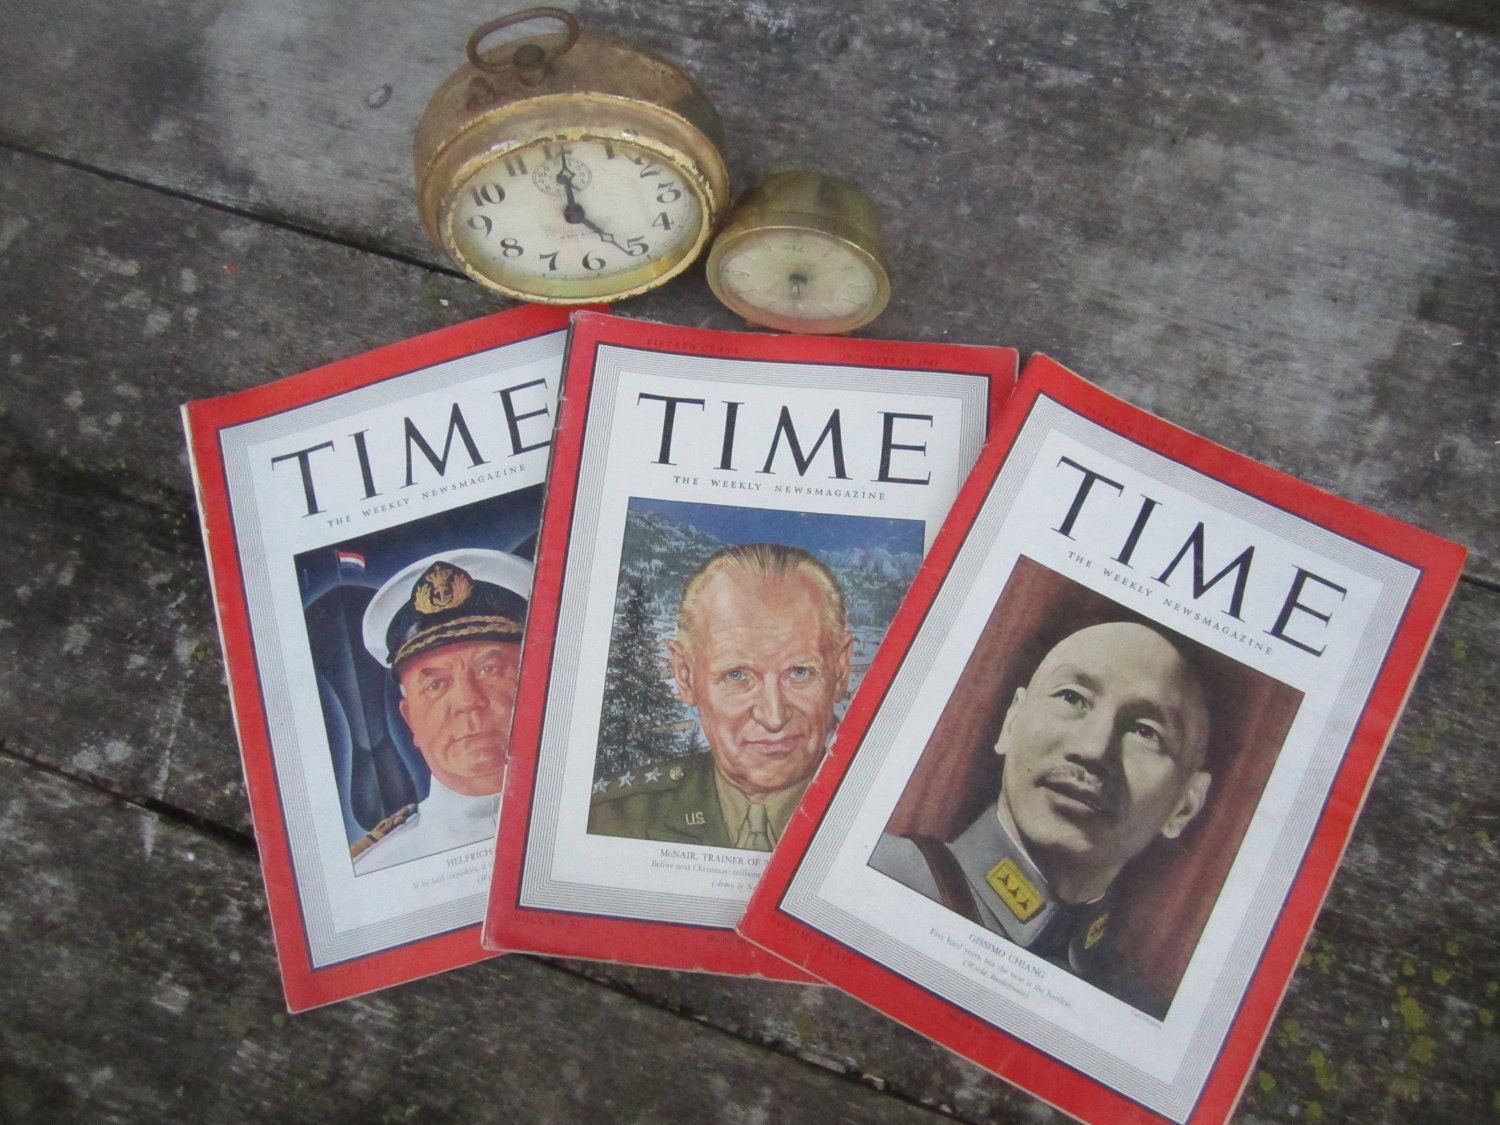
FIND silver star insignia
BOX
[644,769,662,783]
[592,778,609,794]
[616,772,636,789]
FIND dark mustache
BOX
[1037,763,1118,815]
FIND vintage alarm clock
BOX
[414,8,730,304]
[706,171,891,334]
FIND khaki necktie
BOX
[745,803,772,852]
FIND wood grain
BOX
[0,0,1497,1120]
[0,757,949,1125]
[0,0,1495,577]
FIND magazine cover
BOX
[483,312,1018,977]
[739,356,1466,1122]
[183,304,592,1010]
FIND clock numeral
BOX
[469,182,506,207]
[603,142,618,160]
[499,238,524,258]
[637,163,663,179]
[582,252,606,272]
[656,184,682,204]
[503,154,529,176]
[540,251,559,272]
[623,236,649,257]
[651,212,674,232]
[467,215,493,237]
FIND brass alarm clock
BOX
[415,9,730,304]
[707,171,891,334]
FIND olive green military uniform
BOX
[588,752,733,847]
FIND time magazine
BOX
[739,355,1465,1123]
[182,304,588,1010]
[483,312,1018,977]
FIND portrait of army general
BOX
[873,556,1302,1018]
[586,500,924,853]
[590,541,854,852]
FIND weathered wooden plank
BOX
[0,147,1030,1120]
[0,755,954,1125]
[6,253,1497,1123]
[0,149,509,831]
[0,0,1497,577]
[0,6,1497,1119]
[3,120,1500,1119]
[1360,0,1500,30]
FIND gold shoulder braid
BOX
[349,803,419,858]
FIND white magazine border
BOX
[777,393,1421,1121]
[219,332,565,967]
[519,344,992,927]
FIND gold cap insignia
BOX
[985,857,1044,923]
[413,562,473,615]
[1084,912,1109,950]
[669,765,685,781]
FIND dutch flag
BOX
[336,550,366,572]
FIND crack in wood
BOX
[0,737,257,854]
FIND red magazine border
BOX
[740,355,1466,1123]
[484,312,1019,979]
[185,303,587,1010]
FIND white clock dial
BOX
[449,137,703,292]
[713,228,885,333]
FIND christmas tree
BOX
[597,579,693,777]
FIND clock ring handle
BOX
[466,8,581,77]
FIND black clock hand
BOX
[555,155,587,225]
[554,152,636,253]
[561,190,620,246]
[579,215,630,252]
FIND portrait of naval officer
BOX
[351,549,530,874]
[870,619,1215,1018]
[589,542,854,852]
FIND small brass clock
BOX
[415,9,730,304]
[706,171,891,334]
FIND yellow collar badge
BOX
[985,858,1044,923]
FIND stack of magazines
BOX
[184,307,1464,1125]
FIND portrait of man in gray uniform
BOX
[871,620,1214,1018]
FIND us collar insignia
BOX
[985,857,1044,923]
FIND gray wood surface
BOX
[1,0,1497,1121]
[1,0,1496,581]
[0,758,947,1125]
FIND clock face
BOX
[712,228,886,334]
[448,136,705,299]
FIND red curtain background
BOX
[884,555,1302,1005]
